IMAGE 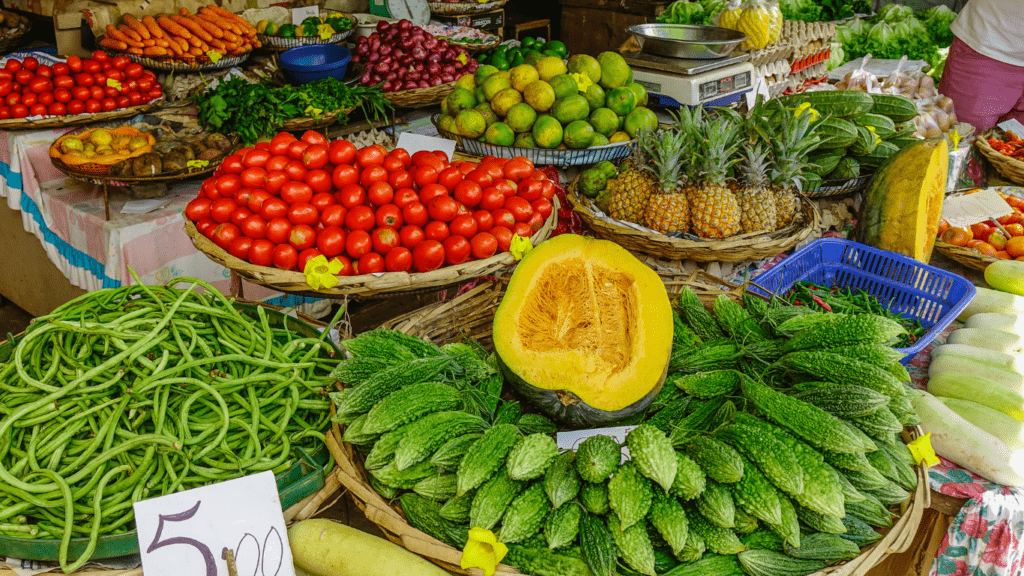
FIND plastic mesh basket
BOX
[747,238,976,364]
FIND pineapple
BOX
[689,117,743,239]
[737,142,777,233]
[736,0,775,50]
[640,126,691,234]
[771,107,822,229]
[607,147,657,224]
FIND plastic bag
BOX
[835,55,880,93]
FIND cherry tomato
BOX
[316,226,347,257]
[371,227,400,254]
[66,56,83,73]
[332,164,359,189]
[504,196,534,222]
[300,130,327,146]
[125,63,143,79]
[419,183,448,204]
[264,170,289,195]
[221,155,245,175]
[287,203,319,226]
[385,246,412,272]
[82,60,101,74]
[299,170,328,195]
[453,180,483,208]
[0,107,10,120]
[360,165,388,188]
[425,221,450,242]
[71,86,90,101]
[309,192,335,213]
[92,50,109,62]
[376,204,402,229]
[29,103,46,116]
[367,181,394,206]
[320,204,347,228]
[356,144,386,167]
[260,198,289,221]
[479,187,505,211]
[400,225,425,249]
[272,244,299,270]
[14,70,32,85]
[346,230,372,260]
[185,197,212,222]
[211,223,241,251]
[470,232,498,260]
[111,55,130,70]
[527,211,545,232]
[428,196,460,223]
[336,184,366,208]
[47,102,65,116]
[21,57,37,71]
[4,60,21,73]
[265,155,289,173]
[280,181,314,205]
[302,144,329,170]
[241,214,268,239]
[196,218,217,238]
[248,239,274,267]
[247,190,272,213]
[265,217,293,244]
[228,236,253,260]
[512,222,533,238]
[288,224,317,251]
[4,93,19,106]
[355,252,384,275]
[284,160,308,182]
[11,103,27,118]
[383,155,405,173]
[88,85,104,101]
[412,240,445,272]
[52,63,70,76]
[532,198,554,220]
[329,139,356,165]
[413,165,439,188]
[287,141,310,161]
[240,167,267,189]
[66,100,85,115]
[393,188,419,209]
[243,149,271,168]
[21,92,36,107]
[403,202,429,227]
[345,205,376,231]
[0,81,11,97]
[517,178,545,202]
[435,167,462,190]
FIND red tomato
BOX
[346,230,372,260]
[503,157,535,182]
[247,190,272,213]
[71,85,90,101]
[91,50,109,62]
[236,188,256,207]
[14,70,32,85]
[455,161,475,176]
[66,100,85,115]
[243,149,271,168]
[287,141,310,161]
[53,74,74,90]
[272,244,299,270]
[388,170,413,190]
[89,85,104,101]
[100,97,117,112]
[418,183,448,204]
[412,240,445,272]
[399,225,425,249]
[269,132,296,156]
[385,246,412,272]
[52,63,70,76]
[479,187,505,211]
[248,239,274,267]
[316,226,346,257]
[11,103,27,118]
[46,102,65,116]
[332,164,359,189]
[196,218,217,237]
[210,198,237,223]
[331,255,354,276]
[241,214,268,239]
[453,181,483,208]
[491,209,516,229]
[517,178,544,202]
[495,179,517,197]
[287,203,319,226]
[264,171,289,195]
[368,181,394,206]
[512,222,534,238]
[261,198,289,221]
[336,184,366,209]
[211,223,241,251]
[280,181,314,205]
[300,130,327,146]
[5,93,19,107]
[393,188,419,209]
[372,227,400,254]
[266,217,293,244]
[228,236,253,260]
[265,155,289,173]
[115,95,130,109]
[0,81,11,97]
[320,204,346,227]
[360,165,388,188]
[382,155,405,173]
[185,197,212,222]
[4,60,20,72]
[449,214,479,238]
[441,232,471,265]
[309,192,335,213]
[284,160,308,182]
[345,205,376,231]
[304,169,333,195]
[504,196,534,222]
[532,198,553,219]
[20,93,35,107]
[302,144,329,170]
[298,248,323,273]
[412,150,446,171]
[356,252,385,275]
[288,224,316,251]
[21,57,37,71]
[403,202,429,227]
[66,56,82,73]
[0,107,10,120]
[29,103,46,117]
[240,167,267,189]
[425,221,450,242]
[104,86,119,99]
[111,55,129,70]
[328,139,356,165]
[375,204,402,228]
[470,232,498,260]
[473,210,494,232]
[428,196,460,223]
[465,169,494,188]
[106,70,123,82]
[230,207,253,228]
[527,211,545,231]
[356,144,386,167]
[413,165,439,188]
[222,155,245,175]
[435,167,462,190]
[136,77,153,92]
[125,63,143,79]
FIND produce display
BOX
[987,132,1024,161]
[832,66,959,140]
[475,38,569,71]
[255,13,353,39]
[184,130,557,276]
[194,75,390,144]
[49,127,155,168]
[329,238,921,576]
[834,4,955,67]
[0,278,338,571]
[352,19,478,92]
[100,6,260,62]
[437,51,656,150]
[937,189,1024,260]
[655,0,726,26]
[0,52,162,120]
[107,131,237,177]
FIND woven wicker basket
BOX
[567,175,821,262]
[278,105,357,132]
[99,38,251,71]
[183,198,558,298]
[932,241,995,271]
[0,20,31,54]
[384,81,457,108]
[326,282,930,576]
[427,0,509,14]
[257,12,355,50]
[457,34,502,54]
[976,129,1024,185]
[0,98,164,131]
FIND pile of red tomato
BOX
[0,50,163,120]
[185,130,557,276]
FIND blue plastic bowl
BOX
[279,45,351,85]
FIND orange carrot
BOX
[128,47,143,55]
[191,15,225,39]
[106,25,143,47]
[142,45,167,56]
[123,14,150,40]
[157,16,191,39]
[172,15,213,42]
[118,24,142,43]
[142,16,164,39]
[100,37,128,51]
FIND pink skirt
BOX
[939,36,1024,131]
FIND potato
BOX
[162,150,187,173]
[132,153,162,176]
[205,132,232,151]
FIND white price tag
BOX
[396,133,457,161]
[291,5,319,24]
[556,426,635,464]
[134,471,295,576]
[941,188,1014,229]
[997,119,1024,137]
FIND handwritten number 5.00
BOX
[146,501,218,576]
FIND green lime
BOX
[532,115,563,149]
[591,133,610,146]
[514,132,537,148]
[551,94,590,125]
[456,74,476,92]
[595,160,618,178]
[475,102,498,126]
[624,82,648,107]
[568,54,602,84]
[474,86,487,105]
[521,37,536,50]
[597,51,631,90]
[510,64,541,92]
[543,50,561,58]
[506,102,538,133]
[510,52,525,67]
[455,109,487,139]
[490,55,510,71]
[445,88,478,116]
[536,56,568,82]
[438,114,458,135]
[542,40,568,58]
[523,80,556,113]
[563,120,595,149]
[491,87,524,117]
[494,44,508,56]
[581,83,605,111]
[482,74,513,101]
[484,122,516,147]
[548,73,578,100]
[474,64,499,85]
[577,168,609,197]
[588,107,620,137]
[610,130,630,143]
[524,51,545,66]
[605,86,637,116]
[623,106,658,138]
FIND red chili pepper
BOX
[811,294,832,312]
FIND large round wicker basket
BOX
[326,282,930,576]
[567,175,821,262]
[976,129,1024,185]
[384,81,457,108]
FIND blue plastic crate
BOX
[748,238,976,364]
[280,45,351,84]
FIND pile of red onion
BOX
[352,19,480,92]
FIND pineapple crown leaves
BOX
[636,125,689,189]
[769,108,823,190]
[697,116,743,185]
[738,142,772,188]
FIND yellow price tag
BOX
[950,128,962,150]
[570,72,593,92]
[456,52,468,66]
[907,433,940,467]
[186,160,210,171]
[106,78,122,91]
[318,23,334,40]
[509,234,533,260]
[206,50,223,64]
[304,105,324,117]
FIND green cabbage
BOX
[880,3,914,23]
[778,0,821,23]
[655,1,705,24]
[826,43,845,71]
[918,5,956,47]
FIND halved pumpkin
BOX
[493,234,673,428]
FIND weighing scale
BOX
[624,50,755,108]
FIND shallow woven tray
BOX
[278,105,357,132]
[0,20,31,54]
[427,0,509,14]
[183,197,558,298]
[0,98,164,131]
[804,173,874,198]
[384,80,457,108]
[326,283,930,576]
[52,156,222,187]
[976,129,1024,186]
[453,34,502,54]
[567,175,821,262]
[257,12,356,50]
[100,39,251,71]
[932,241,995,270]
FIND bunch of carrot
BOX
[100,6,261,63]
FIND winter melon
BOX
[492,234,673,427]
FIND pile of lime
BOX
[437,51,659,150]
[474,37,567,71]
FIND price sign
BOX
[941,188,1014,229]
[556,426,635,463]
[396,132,456,161]
[291,5,319,24]
[206,50,223,64]
[106,78,122,91]
[134,471,295,576]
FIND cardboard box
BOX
[54,9,90,57]
[430,8,503,31]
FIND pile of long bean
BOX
[0,276,339,571]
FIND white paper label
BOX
[997,119,1024,137]
[941,188,1014,229]
[291,5,319,24]
[134,471,295,576]
[396,132,457,161]
[556,426,635,463]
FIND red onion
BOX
[382,80,393,91]
[427,52,442,63]
[437,40,449,51]
[403,80,417,90]
[361,72,372,84]
[429,76,443,86]
[411,46,426,61]
[376,21,389,33]
[427,62,442,75]
[398,55,413,66]
[375,62,389,74]
[407,72,421,82]
[440,73,454,83]
[356,44,369,56]
[385,71,397,81]
[418,80,429,89]
[398,19,412,30]
[423,37,438,50]
[393,48,405,58]
[367,52,380,63]
[414,62,425,72]
[442,63,456,75]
